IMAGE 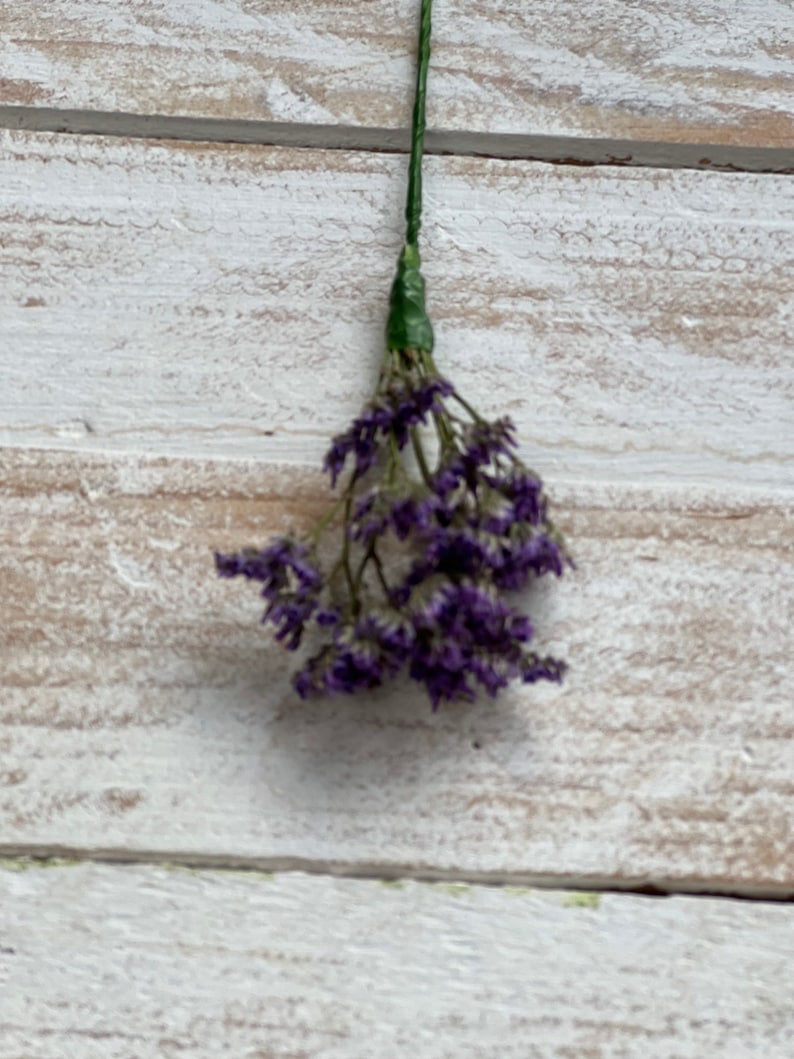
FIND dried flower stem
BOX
[215,0,572,708]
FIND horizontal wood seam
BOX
[3,847,793,903]
[2,104,793,174]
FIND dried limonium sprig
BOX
[215,0,572,708]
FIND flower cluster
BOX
[216,349,571,709]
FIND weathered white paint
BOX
[2,447,792,892]
[1,130,792,490]
[2,3,792,1048]
[2,861,793,1057]
[2,1,793,145]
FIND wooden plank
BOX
[2,446,792,892]
[2,861,793,1057]
[2,1,793,148]
[2,130,793,491]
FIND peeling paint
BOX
[433,882,471,898]
[0,857,82,872]
[564,892,602,909]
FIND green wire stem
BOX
[405,0,432,248]
[385,0,434,356]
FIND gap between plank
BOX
[1,846,792,903]
[1,104,793,174]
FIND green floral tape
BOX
[386,243,434,353]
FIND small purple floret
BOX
[214,538,322,650]
[323,376,453,487]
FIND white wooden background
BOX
[1,3,793,1056]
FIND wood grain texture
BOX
[2,6,792,1045]
[2,1,793,147]
[2,861,793,1058]
[2,446,792,892]
[2,129,793,490]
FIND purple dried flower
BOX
[215,2,570,708]
[522,654,567,684]
[349,492,390,544]
[492,534,566,590]
[214,539,323,650]
[502,471,545,524]
[405,580,541,708]
[430,466,459,498]
[466,417,517,462]
[390,496,420,540]
[217,365,570,707]
[323,376,453,487]
[294,610,415,697]
[322,404,387,486]
[323,639,384,694]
